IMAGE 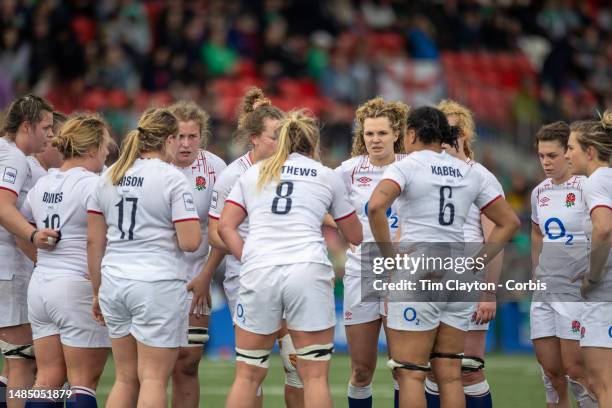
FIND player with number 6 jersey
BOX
[368,106,519,408]
[87,108,201,408]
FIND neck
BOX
[586,160,609,177]
[35,153,48,170]
[60,157,89,172]
[369,154,395,167]
[141,151,164,161]
[249,149,260,164]
[13,133,32,155]
[551,171,572,185]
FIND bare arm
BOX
[478,198,521,265]
[367,180,400,258]
[218,204,247,261]
[335,213,363,246]
[586,207,612,284]
[175,220,202,252]
[208,217,230,251]
[87,212,107,324]
[531,221,543,279]
[0,190,58,249]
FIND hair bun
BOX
[601,109,612,130]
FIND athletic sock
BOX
[66,386,97,408]
[24,399,61,408]
[425,377,440,408]
[567,377,598,408]
[347,383,372,408]
[393,379,399,408]
[0,376,7,408]
[464,381,492,408]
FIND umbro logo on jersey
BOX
[356,176,372,185]
[539,196,550,207]
[2,167,17,184]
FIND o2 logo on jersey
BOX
[364,202,399,229]
[236,303,245,324]
[403,307,420,326]
[544,217,573,245]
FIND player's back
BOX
[236,153,350,269]
[386,150,501,243]
[94,158,198,281]
[25,167,98,278]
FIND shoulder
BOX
[203,150,227,168]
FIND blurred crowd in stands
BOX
[0,0,610,244]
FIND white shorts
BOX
[530,301,583,340]
[223,273,240,320]
[235,262,335,335]
[343,274,384,325]
[28,274,110,348]
[99,274,187,348]
[580,302,612,348]
[0,274,30,328]
[387,301,473,332]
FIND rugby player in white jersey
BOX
[220,111,362,408]
[424,100,505,408]
[565,110,612,406]
[168,100,226,408]
[87,108,201,408]
[21,114,112,408]
[0,95,58,408]
[368,106,519,408]
[202,88,307,407]
[25,111,66,186]
[335,97,408,408]
[529,121,595,408]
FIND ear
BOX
[586,145,598,161]
[393,130,399,143]
[250,133,258,147]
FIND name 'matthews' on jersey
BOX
[226,153,355,270]
[88,158,199,282]
[382,150,502,242]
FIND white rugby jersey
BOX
[21,167,98,279]
[463,161,505,243]
[207,152,252,279]
[89,158,199,282]
[175,150,226,278]
[531,176,589,293]
[382,150,502,242]
[227,153,355,270]
[335,154,406,276]
[0,137,32,279]
[583,167,612,294]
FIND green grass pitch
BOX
[91,353,546,407]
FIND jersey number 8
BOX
[271,181,293,215]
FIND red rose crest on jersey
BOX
[344,311,352,321]
[356,176,372,186]
[539,196,550,207]
[571,320,581,334]
[195,176,206,191]
[565,193,576,207]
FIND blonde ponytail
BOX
[109,108,179,185]
[109,130,141,185]
[257,110,319,190]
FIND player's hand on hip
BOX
[92,295,105,326]
[187,274,211,317]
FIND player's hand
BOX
[473,294,496,324]
[187,274,211,318]
[33,228,60,250]
[92,295,105,325]
[580,277,598,299]
[570,270,585,283]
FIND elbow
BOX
[350,231,363,246]
[509,214,521,234]
[180,235,201,253]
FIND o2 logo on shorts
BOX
[364,202,399,229]
[608,326,612,338]
[236,303,245,324]
[403,307,420,326]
